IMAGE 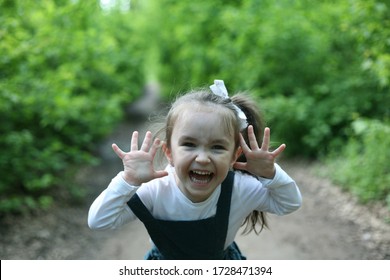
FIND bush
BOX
[142,0,389,157]
[0,1,144,213]
[326,118,390,207]
[138,0,390,208]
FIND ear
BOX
[162,142,174,166]
[231,146,243,167]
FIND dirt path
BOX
[1,119,389,260]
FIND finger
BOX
[239,133,251,154]
[130,131,139,151]
[153,170,169,179]
[248,125,260,150]
[149,138,161,158]
[140,131,152,151]
[261,127,270,151]
[112,143,126,159]
[233,161,247,171]
[271,143,286,158]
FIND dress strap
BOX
[214,171,234,250]
[127,194,170,259]
[127,194,154,224]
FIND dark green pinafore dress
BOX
[127,171,246,260]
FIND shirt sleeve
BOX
[256,163,302,215]
[88,171,139,230]
[235,163,302,216]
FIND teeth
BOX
[192,170,211,175]
[191,178,209,184]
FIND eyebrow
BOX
[178,135,231,146]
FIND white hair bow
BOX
[209,80,248,130]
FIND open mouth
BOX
[189,170,214,185]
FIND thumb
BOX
[153,170,169,179]
[233,162,247,171]
[112,143,125,159]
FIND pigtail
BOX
[231,93,269,235]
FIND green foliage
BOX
[1,0,389,212]
[140,0,389,156]
[326,119,390,207]
[136,0,390,205]
[0,0,145,213]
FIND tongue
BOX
[192,173,209,180]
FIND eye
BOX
[182,142,195,147]
[212,145,226,150]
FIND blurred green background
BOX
[0,0,389,214]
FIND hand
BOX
[112,131,168,185]
[233,126,286,179]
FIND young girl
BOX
[88,80,302,260]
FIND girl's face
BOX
[164,106,241,203]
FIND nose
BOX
[195,150,211,164]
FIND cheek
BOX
[170,149,191,167]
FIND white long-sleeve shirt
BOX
[88,163,302,249]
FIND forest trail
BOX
[1,118,389,260]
